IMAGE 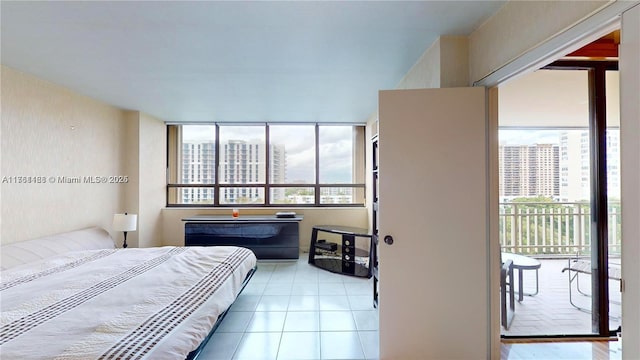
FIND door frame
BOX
[475,2,640,357]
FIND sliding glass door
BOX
[498,62,621,337]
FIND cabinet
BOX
[183,215,303,260]
[371,135,379,308]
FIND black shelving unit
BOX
[371,135,379,308]
[308,225,373,278]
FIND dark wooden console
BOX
[182,215,303,260]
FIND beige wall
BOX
[118,111,140,248]
[0,65,128,243]
[115,111,166,249]
[469,0,609,83]
[138,113,166,248]
[395,36,469,90]
[0,65,366,249]
[384,1,611,90]
[439,36,470,87]
[0,67,166,248]
[162,207,368,250]
[396,38,441,89]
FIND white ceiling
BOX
[499,69,620,128]
[1,1,504,123]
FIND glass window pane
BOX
[219,187,265,205]
[270,187,315,204]
[168,186,215,205]
[319,125,353,184]
[169,123,363,207]
[269,125,315,184]
[218,126,266,186]
[181,125,216,184]
[319,187,363,204]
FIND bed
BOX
[0,227,257,359]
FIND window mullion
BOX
[315,124,320,206]
[214,124,220,206]
[265,124,271,205]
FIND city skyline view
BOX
[174,124,364,205]
[181,125,355,184]
[499,128,620,201]
[177,126,620,204]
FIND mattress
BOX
[0,246,256,359]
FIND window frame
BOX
[166,123,366,207]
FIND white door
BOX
[378,87,490,359]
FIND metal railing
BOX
[499,202,621,257]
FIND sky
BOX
[182,124,354,183]
[499,129,561,145]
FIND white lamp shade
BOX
[112,213,137,232]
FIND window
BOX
[167,124,365,206]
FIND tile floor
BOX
[197,254,379,360]
[197,254,622,359]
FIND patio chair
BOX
[561,253,622,313]
[501,259,515,330]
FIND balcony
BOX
[499,201,622,336]
[501,258,621,336]
[500,202,621,256]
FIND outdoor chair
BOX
[561,253,622,313]
[501,259,515,330]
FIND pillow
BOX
[0,227,115,270]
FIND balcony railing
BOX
[499,202,621,256]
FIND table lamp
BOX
[112,213,137,248]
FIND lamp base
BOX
[123,231,128,248]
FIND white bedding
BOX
[0,246,257,359]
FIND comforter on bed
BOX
[0,246,256,360]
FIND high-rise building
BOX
[181,141,215,204]
[181,140,286,204]
[559,130,620,202]
[559,131,587,202]
[499,144,559,200]
[606,129,621,200]
[269,143,286,202]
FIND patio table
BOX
[501,252,541,302]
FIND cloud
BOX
[499,129,561,145]
[182,125,216,142]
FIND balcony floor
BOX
[502,258,622,336]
